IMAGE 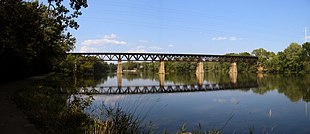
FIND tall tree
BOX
[280,43,304,73]
[0,0,87,80]
[302,42,310,61]
[252,48,275,72]
[302,42,310,72]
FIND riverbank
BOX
[0,73,54,134]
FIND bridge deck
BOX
[69,52,258,62]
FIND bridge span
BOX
[69,52,258,74]
[77,82,258,95]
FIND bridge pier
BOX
[196,61,204,74]
[158,60,165,74]
[229,62,237,74]
[229,62,237,84]
[257,64,264,73]
[117,60,122,74]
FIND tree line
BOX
[66,41,310,75]
[121,42,310,74]
[252,42,310,73]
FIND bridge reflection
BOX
[78,82,258,94]
[115,73,237,90]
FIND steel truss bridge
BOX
[69,52,258,62]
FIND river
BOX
[71,72,310,133]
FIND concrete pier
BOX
[196,61,204,74]
[229,62,237,84]
[158,60,165,74]
[257,64,264,73]
[117,60,122,74]
[229,62,237,74]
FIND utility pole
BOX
[305,27,308,43]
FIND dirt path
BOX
[0,73,54,134]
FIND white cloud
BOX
[127,45,146,53]
[127,49,146,53]
[104,33,118,39]
[212,98,239,104]
[230,36,237,41]
[126,45,164,53]
[138,40,148,43]
[80,46,98,52]
[92,95,125,106]
[82,33,127,46]
[212,37,227,41]
[168,44,175,47]
[212,36,240,41]
[148,46,163,50]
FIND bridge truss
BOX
[69,52,258,62]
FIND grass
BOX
[85,103,152,134]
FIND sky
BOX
[69,0,310,54]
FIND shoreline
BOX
[0,72,54,134]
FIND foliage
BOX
[77,41,310,74]
[251,48,276,70]
[0,0,87,80]
[58,42,310,76]
[85,103,153,134]
[14,75,93,133]
[254,74,310,102]
[280,43,304,72]
[252,42,310,73]
[122,59,256,74]
[302,42,310,60]
[56,55,113,77]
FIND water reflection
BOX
[76,72,310,103]
[159,73,165,88]
[74,73,310,133]
[254,74,310,102]
[117,73,122,88]
[196,72,204,88]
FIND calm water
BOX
[80,72,310,133]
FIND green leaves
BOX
[252,42,310,73]
[0,0,87,79]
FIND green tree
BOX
[280,43,304,73]
[252,48,276,72]
[302,42,310,72]
[0,0,87,80]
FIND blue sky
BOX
[70,0,310,54]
